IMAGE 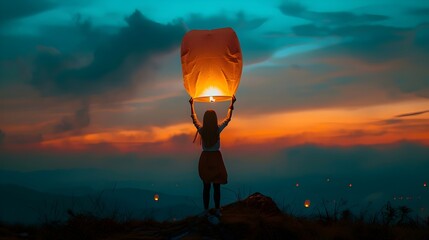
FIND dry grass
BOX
[1,193,428,240]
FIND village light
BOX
[304,200,311,208]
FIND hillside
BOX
[0,184,199,224]
[1,193,428,239]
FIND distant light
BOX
[326,178,331,182]
[304,200,311,208]
[154,194,159,202]
[295,182,300,187]
[348,183,353,188]
[424,182,427,187]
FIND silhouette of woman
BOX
[189,96,236,216]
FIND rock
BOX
[241,192,281,215]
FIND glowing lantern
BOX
[424,182,427,187]
[295,182,300,187]
[181,27,243,102]
[154,194,159,202]
[348,183,353,188]
[304,200,311,208]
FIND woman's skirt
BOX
[198,151,228,184]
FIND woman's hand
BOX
[229,95,236,110]
[189,97,194,105]
[231,95,237,104]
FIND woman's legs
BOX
[203,182,211,210]
[213,183,220,209]
[203,182,221,210]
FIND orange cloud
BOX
[29,98,428,154]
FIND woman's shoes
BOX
[207,214,220,225]
[215,208,222,217]
[202,208,222,225]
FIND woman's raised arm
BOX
[189,98,202,129]
[219,95,236,131]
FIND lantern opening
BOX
[193,85,232,102]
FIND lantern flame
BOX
[209,96,215,102]
[154,194,159,202]
[202,86,224,98]
[304,200,311,208]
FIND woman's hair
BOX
[200,110,219,148]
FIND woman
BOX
[189,96,236,217]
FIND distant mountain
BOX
[0,169,117,192]
[0,184,200,224]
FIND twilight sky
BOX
[1,0,429,206]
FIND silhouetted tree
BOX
[381,202,397,225]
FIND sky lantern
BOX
[304,200,311,208]
[154,194,159,202]
[181,27,243,103]
[424,182,427,187]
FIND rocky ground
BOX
[1,192,428,239]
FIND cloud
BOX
[0,0,55,25]
[31,10,185,97]
[408,8,429,16]
[3,139,428,189]
[53,101,90,133]
[275,141,429,177]
[23,10,187,136]
[185,11,267,31]
[216,4,426,115]
[2,133,43,145]
[395,109,429,118]
[0,129,5,144]
[279,2,388,27]
[238,12,429,115]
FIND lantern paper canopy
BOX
[181,27,243,102]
